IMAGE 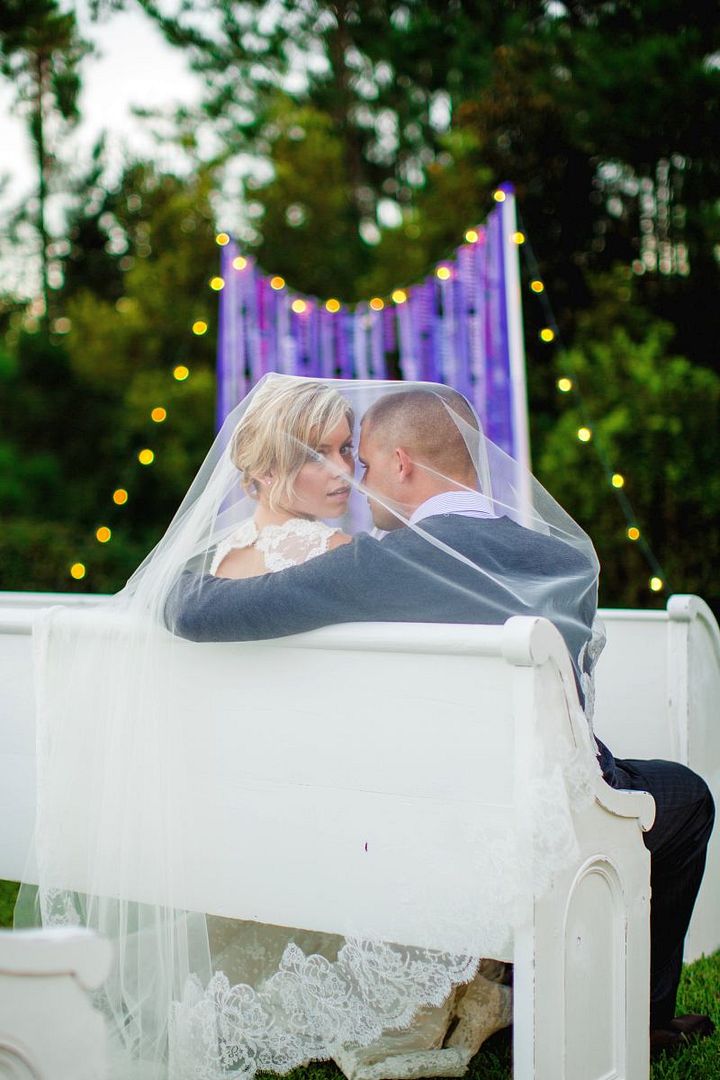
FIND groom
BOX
[167,387,714,1054]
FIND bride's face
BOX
[286,416,354,519]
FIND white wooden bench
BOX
[594,595,720,961]
[0,927,112,1079]
[0,604,653,1080]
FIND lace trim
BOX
[169,940,478,1080]
[211,518,340,575]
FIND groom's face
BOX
[358,421,406,531]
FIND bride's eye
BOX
[340,442,354,458]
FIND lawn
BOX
[1,879,718,1078]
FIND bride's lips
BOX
[326,485,351,499]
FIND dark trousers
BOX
[608,757,715,1028]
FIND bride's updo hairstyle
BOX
[230,376,353,512]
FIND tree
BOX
[537,278,720,610]
[0,0,91,325]
[0,160,219,593]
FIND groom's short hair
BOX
[362,387,479,481]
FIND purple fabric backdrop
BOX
[216,194,523,457]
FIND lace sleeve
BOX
[256,520,341,572]
[211,520,258,575]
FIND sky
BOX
[0,5,206,294]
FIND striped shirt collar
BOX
[409,489,497,525]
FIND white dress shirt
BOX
[409,489,497,524]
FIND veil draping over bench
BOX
[18,376,602,1080]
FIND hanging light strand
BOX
[516,211,670,594]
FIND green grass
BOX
[2,879,718,1077]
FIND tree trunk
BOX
[34,50,51,330]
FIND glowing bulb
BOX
[173,365,190,381]
[112,488,128,506]
[530,280,544,293]
[611,473,625,488]
[325,298,341,313]
[577,427,592,443]
[291,299,307,314]
[70,562,86,580]
[96,526,112,543]
[138,449,155,466]
[436,266,452,281]
[392,289,407,304]
[512,231,526,245]
[270,276,285,290]
[557,377,573,393]
[209,276,225,291]
[627,526,641,541]
[232,256,247,270]
[464,229,479,244]
[192,320,208,335]
[540,327,555,343]
[650,576,664,592]
[215,232,230,246]
[369,297,385,311]
[151,406,167,423]
[493,190,506,203]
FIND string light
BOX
[232,256,247,270]
[464,229,479,244]
[113,488,128,505]
[70,562,86,580]
[209,276,225,291]
[493,190,506,203]
[138,449,155,466]
[519,206,669,594]
[291,299,307,314]
[325,298,341,313]
[173,365,190,381]
[369,297,385,311]
[96,526,112,543]
[512,231,526,245]
[392,289,408,304]
[215,233,230,246]
[151,406,167,423]
[192,320,208,335]
[436,265,452,281]
[270,276,285,290]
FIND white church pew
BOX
[595,595,720,960]
[0,607,653,1080]
[0,927,112,1080]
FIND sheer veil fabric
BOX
[18,375,602,1080]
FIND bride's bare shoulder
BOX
[327,531,353,550]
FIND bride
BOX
[19,373,600,1080]
[211,377,354,578]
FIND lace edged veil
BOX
[17,375,602,1080]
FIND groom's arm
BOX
[165,535,380,642]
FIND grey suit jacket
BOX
[166,514,597,690]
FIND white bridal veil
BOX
[18,376,602,1080]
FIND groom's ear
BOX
[395,447,414,480]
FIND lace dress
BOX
[211,517,341,576]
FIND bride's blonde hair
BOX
[231,377,354,512]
